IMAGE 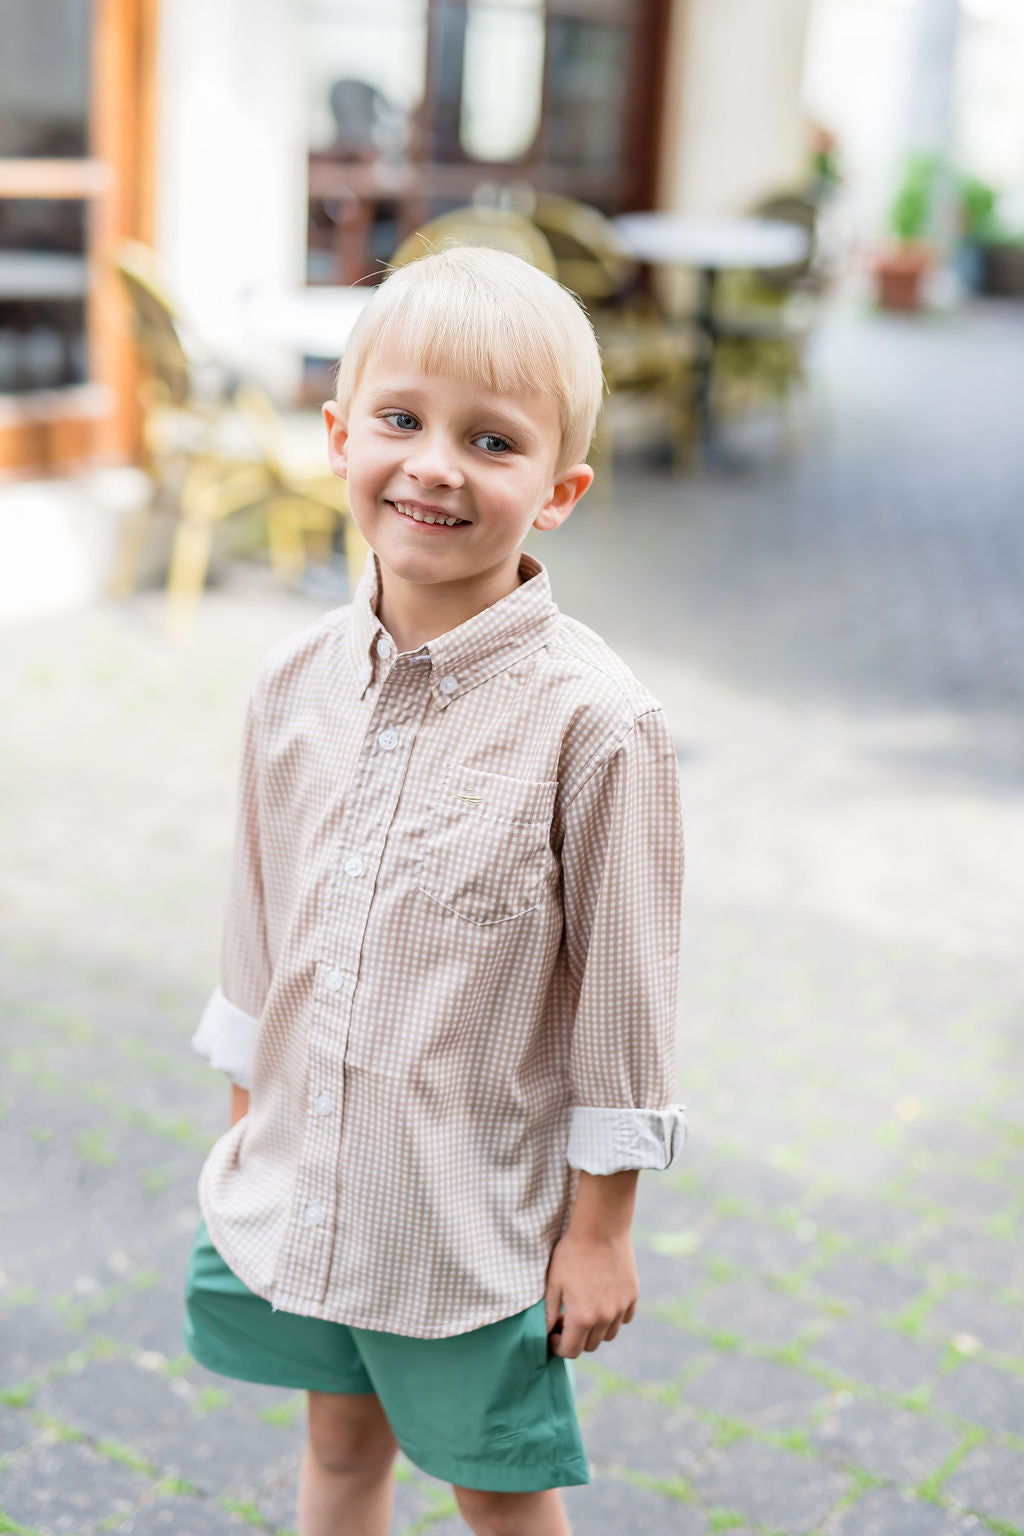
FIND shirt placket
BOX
[274,644,432,1305]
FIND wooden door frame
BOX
[0,0,158,474]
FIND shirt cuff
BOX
[190,986,259,1089]
[566,1105,688,1174]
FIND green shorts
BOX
[183,1222,589,1493]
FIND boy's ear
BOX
[323,400,350,480]
[533,462,594,533]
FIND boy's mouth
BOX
[389,500,469,528]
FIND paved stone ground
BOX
[2,296,1023,1534]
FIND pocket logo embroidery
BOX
[456,789,484,807]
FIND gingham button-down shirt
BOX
[192,553,686,1337]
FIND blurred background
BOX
[2,0,1023,503]
[3,4,1024,1535]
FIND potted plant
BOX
[956,175,998,292]
[874,154,939,312]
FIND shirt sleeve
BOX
[561,707,687,1174]
[190,691,271,1089]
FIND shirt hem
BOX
[198,1179,552,1341]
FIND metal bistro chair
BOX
[112,242,365,633]
[711,194,821,431]
[390,205,559,276]
[526,192,698,472]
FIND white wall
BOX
[156,0,307,394]
[658,0,817,217]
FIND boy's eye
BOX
[383,410,419,431]
[475,433,513,455]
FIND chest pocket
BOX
[417,763,558,925]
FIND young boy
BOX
[185,246,686,1536]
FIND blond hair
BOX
[334,246,604,470]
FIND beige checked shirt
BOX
[193,553,686,1338]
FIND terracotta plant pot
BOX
[873,243,934,312]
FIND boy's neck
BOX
[374,559,526,654]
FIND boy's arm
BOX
[229,1085,251,1127]
[191,692,271,1098]
[551,707,687,1356]
[545,1170,638,1357]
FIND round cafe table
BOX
[240,284,372,362]
[614,213,810,461]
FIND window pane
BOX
[0,0,93,157]
[303,0,428,153]
[460,0,545,163]
[544,16,629,170]
[303,0,428,280]
[0,201,88,392]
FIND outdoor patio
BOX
[1,290,1023,1534]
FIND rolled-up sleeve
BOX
[191,693,271,1089]
[561,707,687,1174]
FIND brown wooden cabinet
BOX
[306,0,670,286]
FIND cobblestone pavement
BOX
[2,298,1023,1534]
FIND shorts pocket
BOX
[417,764,557,925]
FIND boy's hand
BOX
[544,1168,639,1357]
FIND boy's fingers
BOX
[544,1284,562,1335]
[552,1316,589,1358]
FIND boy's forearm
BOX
[230,1084,250,1127]
[565,1169,638,1240]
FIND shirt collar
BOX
[346,552,560,706]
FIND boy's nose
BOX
[403,433,464,489]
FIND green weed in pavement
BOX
[0,1512,48,1535]
[708,1510,746,1533]
[193,1385,231,1415]
[706,1414,755,1448]
[915,1426,987,1501]
[220,1495,266,1526]
[51,1271,159,1330]
[160,1352,193,1378]
[260,1391,306,1427]
[0,1286,35,1311]
[75,1128,116,1167]
[138,1165,172,1194]
[155,1475,201,1496]
[95,1437,156,1475]
[618,1469,694,1503]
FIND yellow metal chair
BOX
[525,192,698,471]
[712,194,821,428]
[390,206,559,276]
[112,242,366,633]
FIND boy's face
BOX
[323,347,592,610]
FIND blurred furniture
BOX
[526,192,697,469]
[525,192,637,304]
[391,206,559,276]
[112,242,365,634]
[711,195,821,426]
[614,212,810,462]
[239,285,372,362]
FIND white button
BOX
[376,636,392,659]
[344,854,365,878]
[304,1200,324,1226]
[357,661,371,687]
[314,1092,334,1116]
[324,966,345,992]
[439,675,459,696]
[377,727,399,752]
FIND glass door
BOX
[0,0,156,472]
